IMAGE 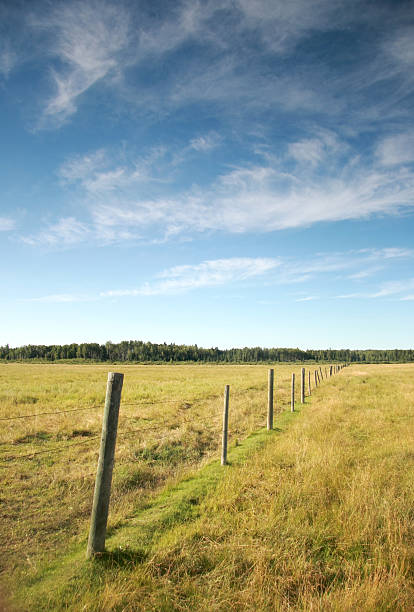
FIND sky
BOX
[1,0,414,350]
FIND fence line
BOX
[1,363,346,557]
[0,395,241,422]
[1,365,345,465]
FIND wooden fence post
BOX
[267,369,274,430]
[291,373,295,412]
[87,372,124,559]
[314,370,318,387]
[308,370,311,396]
[301,368,305,403]
[221,385,230,466]
[319,367,323,381]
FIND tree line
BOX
[0,341,413,363]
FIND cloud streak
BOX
[23,129,414,246]
[336,278,414,300]
[25,248,414,303]
[21,217,90,247]
[101,257,281,297]
[29,0,131,126]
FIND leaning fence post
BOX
[87,372,124,559]
[319,367,323,381]
[301,368,305,403]
[308,370,311,395]
[221,385,230,466]
[267,369,274,430]
[314,370,318,388]
[291,373,295,412]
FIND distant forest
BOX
[0,341,413,363]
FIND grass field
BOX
[1,363,413,610]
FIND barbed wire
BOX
[0,435,99,466]
[0,371,332,467]
[118,412,226,434]
[121,399,196,406]
[0,379,314,423]
[0,396,218,421]
[0,404,103,421]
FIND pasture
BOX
[1,363,413,610]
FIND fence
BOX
[0,363,346,558]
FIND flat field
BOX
[0,363,303,573]
[1,363,413,611]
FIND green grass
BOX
[0,363,302,600]
[13,418,298,611]
[2,363,414,610]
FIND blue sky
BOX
[1,0,414,349]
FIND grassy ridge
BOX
[2,364,414,610]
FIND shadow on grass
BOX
[91,547,148,569]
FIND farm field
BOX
[1,363,414,610]
[0,364,304,589]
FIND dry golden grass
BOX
[0,362,303,575]
[3,363,413,611]
[135,363,414,611]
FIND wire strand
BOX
[0,404,103,421]
[0,435,99,465]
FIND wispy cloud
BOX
[335,293,364,300]
[101,257,281,297]
[2,0,407,129]
[100,249,414,299]
[295,296,318,302]
[0,43,17,78]
[0,217,15,231]
[348,269,380,280]
[287,129,344,167]
[371,279,414,298]
[29,0,131,126]
[189,132,221,152]
[346,248,414,279]
[376,132,414,166]
[21,217,90,247]
[336,277,414,300]
[371,247,414,259]
[22,129,414,247]
[23,249,414,303]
